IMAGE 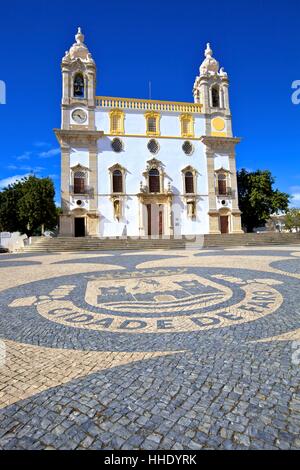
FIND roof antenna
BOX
[148,81,152,100]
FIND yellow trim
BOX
[109,109,125,135]
[180,113,194,138]
[96,96,202,114]
[211,131,227,137]
[103,133,200,140]
[144,111,160,137]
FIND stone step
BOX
[21,232,300,252]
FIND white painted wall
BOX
[70,148,89,167]
[94,109,210,236]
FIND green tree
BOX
[0,176,58,236]
[0,181,22,232]
[237,169,290,232]
[284,208,300,232]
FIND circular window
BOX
[221,200,226,205]
[182,141,194,155]
[147,139,159,154]
[111,138,123,153]
[76,200,83,206]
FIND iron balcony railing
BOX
[69,185,94,197]
[216,187,235,198]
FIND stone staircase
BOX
[20,232,300,253]
[203,232,300,248]
[22,236,187,253]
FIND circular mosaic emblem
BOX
[8,268,283,334]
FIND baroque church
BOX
[55,28,243,238]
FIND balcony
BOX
[70,185,94,197]
[96,96,202,114]
[216,187,235,198]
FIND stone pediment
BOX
[70,163,91,172]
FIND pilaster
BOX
[61,146,70,213]
[88,143,98,212]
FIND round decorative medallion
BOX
[147,139,159,154]
[212,117,225,131]
[111,138,123,153]
[182,141,194,155]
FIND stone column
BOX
[229,152,239,211]
[59,215,73,236]
[88,143,99,236]
[89,143,98,212]
[231,211,243,233]
[61,146,70,214]
[206,149,221,234]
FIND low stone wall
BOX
[0,232,28,252]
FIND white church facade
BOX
[55,28,243,238]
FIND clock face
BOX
[72,109,87,124]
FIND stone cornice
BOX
[54,128,103,148]
[200,136,241,150]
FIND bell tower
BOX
[61,27,96,130]
[193,43,232,136]
[55,28,102,238]
[193,43,243,235]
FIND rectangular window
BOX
[180,114,194,137]
[112,115,121,132]
[147,117,157,133]
[182,119,190,135]
[110,111,124,135]
[218,180,226,195]
[74,177,85,194]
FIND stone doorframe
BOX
[137,193,174,237]
[59,209,99,237]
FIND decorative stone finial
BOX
[199,42,219,76]
[204,43,213,58]
[75,27,84,45]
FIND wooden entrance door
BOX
[220,216,229,234]
[74,217,85,237]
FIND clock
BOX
[72,108,87,124]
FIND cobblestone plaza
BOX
[0,246,300,450]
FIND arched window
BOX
[212,85,220,108]
[185,171,194,194]
[73,73,85,98]
[149,168,160,193]
[74,171,86,194]
[218,174,227,195]
[112,169,123,193]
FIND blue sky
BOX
[0,0,300,206]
